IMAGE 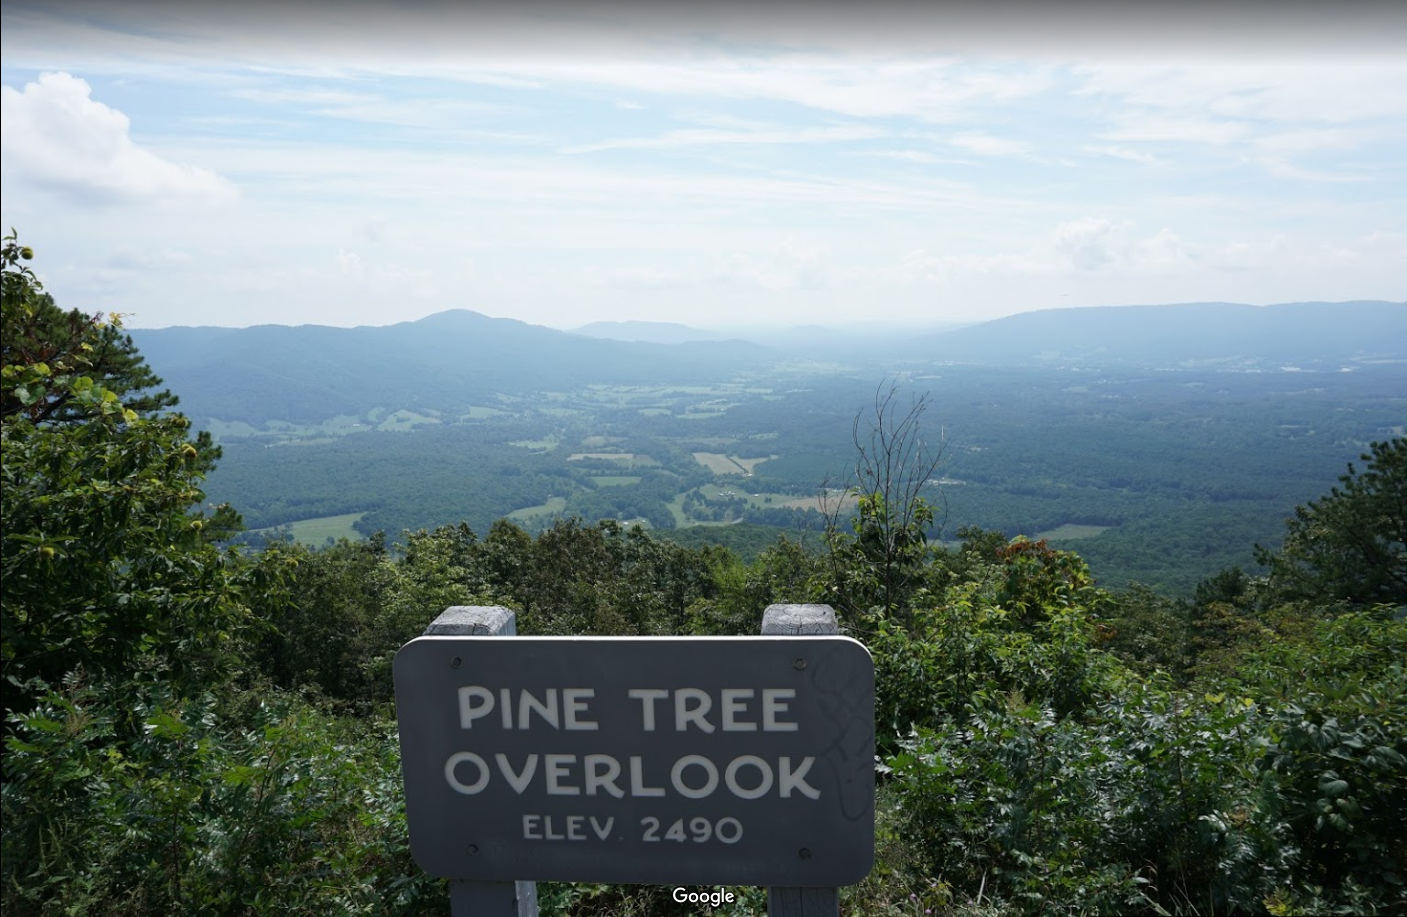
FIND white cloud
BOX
[1052,220,1197,272]
[1100,116,1250,146]
[950,133,1031,157]
[1209,235,1291,273]
[1081,144,1159,165]
[1054,218,1130,270]
[562,124,888,154]
[1,72,235,205]
[862,149,947,164]
[104,246,191,270]
[1131,229,1196,270]
[231,85,508,130]
[335,249,364,277]
[1250,157,1370,184]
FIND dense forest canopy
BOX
[3,236,1404,916]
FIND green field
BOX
[692,452,747,474]
[460,406,510,420]
[249,512,366,546]
[1036,523,1113,541]
[510,436,558,452]
[508,495,568,523]
[591,476,642,487]
[204,419,263,440]
[668,487,805,526]
[377,410,440,432]
[692,453,778,475]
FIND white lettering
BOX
[779,756,820,799]
[763,688,798,731]
[458,686,493,728]
[725,755,774,799]
[519,689,560,729]
[448,752,821,800]
[630,755,665,796]
[721,688,757,731]
[591,815,615,840]
[445,751,489,794]
[628,688,668,731]
[675,688,715,733]
[584,753,625,798]
[671,754,719,799]
[523,814,541,839]
[494,753,538,794]
[562,688,598,730]
[545,753,580,795]
[500,687,512,729]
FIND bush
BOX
[2,678,443,916]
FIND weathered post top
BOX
[761,604,838,636]
[426,605,516,636]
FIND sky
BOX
[2,1,1405,331]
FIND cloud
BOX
[1052,219,1196,272]
[1081,144,1159,164]
[862,149,947,164]
[950,133,1031,157]
[1100,116,1250,146]
[562,123,888,154]
[1210,235,1291,272]
[335,249,364,277]
[1132,228,1196,269]
[105,246,191,270]
[230,85,508,130]
[1,71,235,205]
[1249,156,1370,184]
[1054,218,1129,270]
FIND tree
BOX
[1,235,251,709]
[822,381,946,624]
[1,231,176,425]
[1257,438,1407,608]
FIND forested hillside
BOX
[5,237,1405,916]
[178,345,1405,595]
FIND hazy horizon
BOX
[3,1,1405,331]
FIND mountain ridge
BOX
[129,301,1406,426]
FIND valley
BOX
[136,304,1405,596]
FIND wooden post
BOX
[761,604,842,917]
[424,606,539,917]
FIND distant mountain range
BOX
[917,301,1406,367]
[571,320,729,345]
[130,300,1405,426]
[131,309,771,425]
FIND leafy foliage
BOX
[1,237,253,709]
[2,232,176,425]
[3,678,443,917]
[1258,438,1407,608]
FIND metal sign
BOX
[393,636,874,886]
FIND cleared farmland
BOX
[692,452,778,475]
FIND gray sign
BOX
[393,636,874,886]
